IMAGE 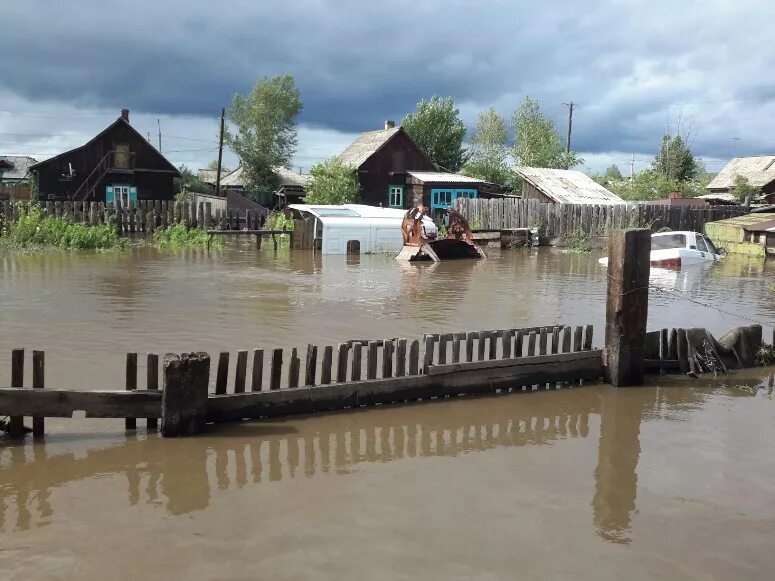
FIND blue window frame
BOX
[430,188,478,210]
[387,185,404,208]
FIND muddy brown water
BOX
[3,245,775,579]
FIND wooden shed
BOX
[30,109,179,203]
[516,167,625,205]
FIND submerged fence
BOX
[0,200,267,235]
[453,198,746,240]
[0,323,602,438]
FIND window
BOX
[702,236,718,254]
[695,236,709,253]
[651,234,687,250]
[113,142,131,169]
[431,189,454,209]
[388,185,404,208]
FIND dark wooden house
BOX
[30,109,180,203]
[338,121,500,214]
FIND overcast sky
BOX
[2,0,773,175]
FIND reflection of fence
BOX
[0,393,596,531]
[454,198,746,240]
[0,324,602,438]
[0,200,267,234]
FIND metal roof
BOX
[0,155,38,181]
[707,156,775,190]
[338,127,401,168]
[515,167,625,205]
[288,203,407,220]
[705,212,774,229]
[406,171,489,184]
[694,192,739,204]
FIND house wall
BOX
[357,131,435,208]
[34,120,178,202]
[521,182,554,203]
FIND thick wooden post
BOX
[125,353,137,430]
[147,353,159,430]
[9,349,25,437]
[161,352,210,437]
[32,350,45,437]
[605,229,650,386]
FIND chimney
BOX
[385,119,395,130]
[121,108,130,122]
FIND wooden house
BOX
[339,121,500,214]
[516,167,625,205]
[30,109,179,202]
[198,165,309,207]
[707,156,775,196]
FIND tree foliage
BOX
[401,96,468,171]
[175,164,214,194]
[225,74,302,191]
[461,106,512,186]
[604,164,622,180]
[304,157,359,205]
[513,96,582,169]
[605,169,711,201]
[206,159,231,173]
[731,174,759,202]
[653,134,700,182]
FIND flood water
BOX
[3,245,775,579]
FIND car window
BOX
[651,234,686,250]
[701,235,718,254]
[696,236,709,253]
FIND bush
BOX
[153,222,219,249]
[264,210,294,231]
[5,205,121,249]
[565,229,593,253]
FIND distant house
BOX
[642,191,708,207]
[30,109,180,203]
[0,155,37,185]
[516,167,626,205]
[198,165,309,207]
[338,120,500,213]
[707,156,775,197]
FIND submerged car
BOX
[598,231,724,268]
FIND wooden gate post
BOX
[605,229,651,386]
[161,352,210,437]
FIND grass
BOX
[1,205,123,251]
[564,228,593,253]
[264,210,294,231]
[153,222,221,249]
[755,345,775,366]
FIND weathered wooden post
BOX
[161,352,210,437]
[605,229,651,386]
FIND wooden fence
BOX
[0,200,267,235]
[0,323,602,438]
[454,198,746,241]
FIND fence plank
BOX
[584,325,594,351]
[337,343,349,383]
[367,341,379,380]
[382,339,394,379]
[574,326,583,352]
[288,348,300,388]
[234,350,248,393]
[396,339,407,377]
[423,335,435,372]
[408,340,420,375]
[304,345,318,386]
[125,352,138,430]
[147,353,159,430]
[270,349,283,390]
[251,349,264,391]
[321,346,333,385]
[215,352,230,394]
[351,342,363,381]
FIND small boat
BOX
[598,231,724,268]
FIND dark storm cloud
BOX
[2,0,774,159]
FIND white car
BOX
[598,231,723,268]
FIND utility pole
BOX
[157,118,162,153]
[630,153,635,180]
[215,107,226,197]
[731,137,740,155]
[563,102,576,153]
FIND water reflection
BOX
[3,375,763,541]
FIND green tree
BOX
[604,164,623,180]
[731,174,759,202]
[175,164,214,194]
[608,169,681,201]
[461,106,513,186]
[206,159,231,173]
[401,96,468,171]
[225,74,302,191]
[304,157,359,205]
[653,134,699,182]
[513,96,582,169]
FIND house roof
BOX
[338,127,402,168]
[29,115,179,174]
[0,155,38,180]
[211,165,309,189]
[406,171,490,184]
[707,156,775,190]
[515,167,626,205]
[197,168,233,184]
